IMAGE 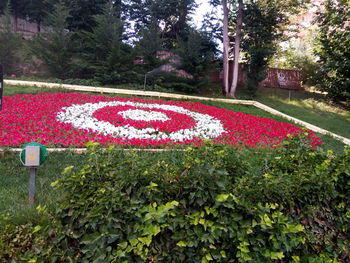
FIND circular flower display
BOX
[0,93,321,148]
[56,101,225,141]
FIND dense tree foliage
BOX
[30,1,76,79]
[315,0,350,102]
[79,2,134,84]
[125,0,196,46]
[5,0,348,100]
[241,1,287,95]
[0,2,22,75]
[62,0,110,32]
[0,0,216,91]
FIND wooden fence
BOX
[210,63,303,90]
[0,16,41,39]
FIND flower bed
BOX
[0,93,321,148]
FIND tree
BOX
[229,0,243,97]
[210,0,310,97]
[315,0,350,102]
[241,1,287,95]
[176,28,216,78]
[62,0,110,32]
[0,0,51,32]
[222,0,230,95]
[30,0,76,79]
[0,2,22,75]
[126,0,196,48]
[80,2,133,84]
[135,20,163,71]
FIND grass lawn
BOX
[252,88,350,139]
[0,151,86,224]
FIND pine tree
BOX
[80,2,133,84]
[30,0,76,79]
[0,2,22,75]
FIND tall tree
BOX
[135,19,163,71]
[241,1,287,95]
[0,2,22,75]
[30,0,76,78]
[222,0,230,95]
[229,0,243,97]
[80,2,132,83]
[315,0,350,102]
[176,28,216,78]
[62,0,110,32]
[218,0,309,97]
[126,0,196,47]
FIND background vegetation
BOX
[0,0,348,103]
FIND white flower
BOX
[56,101,225,141]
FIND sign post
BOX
[20,143,48,204]
[0,65,3,111]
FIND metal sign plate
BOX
[24,146,41,167]
[20,143,47,166]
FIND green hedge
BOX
[0,135,349,262]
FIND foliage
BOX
[315,0,350,102]
[270,35,322,88]
[221,0,310,96]
[78,2,133,84]
[176,29,216,79]
[62,0,109,32]
[146,71,205,93]
[29,0,76,79]
[0,2,22,75]
[234,133,350,260]
[135,20,163,71]
[241,1,286,95]
[1,136,349,262]
[0,223,44,262]
[126,0,196,47]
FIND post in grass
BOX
[20,143,48,204]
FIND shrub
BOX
[1,137,349,262]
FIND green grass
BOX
[253,88,350,138]
[0,151,86,224]
[4,85,66,96]
[201,83,349,140]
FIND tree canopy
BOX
[315,0,350,102]
[1,0,348,100]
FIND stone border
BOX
[2,79,350,150]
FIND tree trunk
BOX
[222,0,230,96]
[229,0,243,98]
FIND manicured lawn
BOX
[0,151,86,225]
[254,88,350,139]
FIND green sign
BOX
[20,143,47,166]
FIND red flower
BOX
[0,93,321,148]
